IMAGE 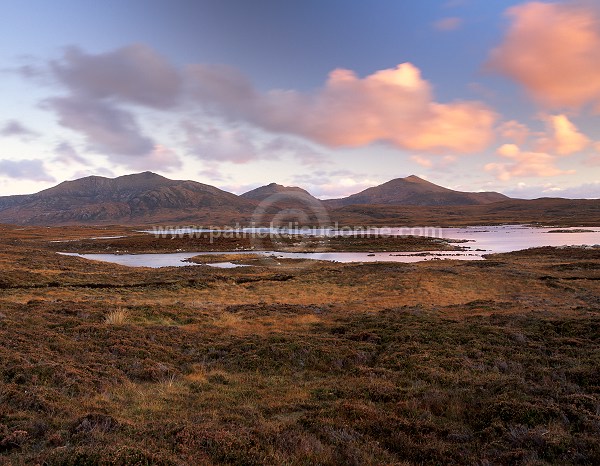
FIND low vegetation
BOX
[0,226,598,464]
[104,308,129,325]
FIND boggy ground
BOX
[0,226,598,465]
[41,229,464,254]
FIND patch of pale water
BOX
[60,225,600,268]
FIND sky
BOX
[0,0,599,199]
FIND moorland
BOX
[0,224,599,464]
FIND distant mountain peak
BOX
[127,171,163,178]
[240,183,315,201]
[323,175,509,207]
[118,171,169,181]
[403,175,428,183]
[62,171,166,185]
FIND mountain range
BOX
[0,172,255,225]
[0,171,594,226]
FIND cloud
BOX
[584,154,600,166]
[468,82,497,101]
[70,167,115,180]
[498,120,530,145]
[124,144,182,171]
[488,1,600,109]
[188,62,497,154]
[537,114,590,155]
[53,141,88,164]
[585,142,600,166]
[39,44,183,167]
[187,64,256,116]
[51,44,181,109]
[410,154,457,169]
[45,96,154,156]
[548,182,599,198]
[498,115,591,157]
[0,120,38,140]
[31,44,496,173]
[504,181,600,199]
[433,17,463,31]
[0,159,55,182]
[51,140,177,174]
[291,170,380,198]
[262,137,326,166]
[11,64,45,79]
[198,162,228,182]
[182,120,272,164]
[485,143,575,180]
[410,154,433,168]
[182,119,326,165]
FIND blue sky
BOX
[0,0,598,198]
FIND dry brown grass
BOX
[104,308,129,325]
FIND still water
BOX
[60,250,482,268]
[62,225,599,268]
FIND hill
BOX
[240,182,316,202]
[240,183,325,222]
[324,175,509,208]
[0,171,256,225]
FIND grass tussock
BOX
[104,308,129,325]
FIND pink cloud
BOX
[34,44,497,166]
[538,114,590,155]
[468,82,497,101]
[485,144,575,180]
[34,44,498,169]
[498,120,530,145]
[433,17,463,31]
[410,154,433,168]
[584,145,600,166]
[488,1,600,109]
[411,154,457,169]
[188,62,497,154]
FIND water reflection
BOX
[62,225,599,268]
